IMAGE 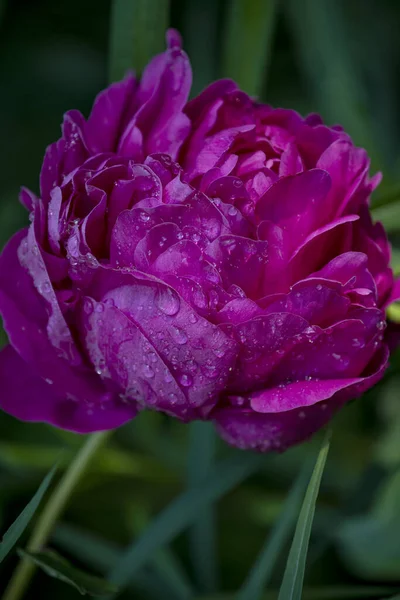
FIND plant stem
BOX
[3,431,111,600]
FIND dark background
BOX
[1,1,400,598]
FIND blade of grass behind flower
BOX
[54,523,194,600]
[277,430,331,600]
[284,0,382,171]
[222,0,278,97]
[109,0,170,82]
[196,586,400,600]
[0,464,57,563]
[107,452,265,596]
[237,463,310,600]
[182,0,221,96]
[371,202,400,233]
[187,422,217,592]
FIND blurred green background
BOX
[1,1,400,599]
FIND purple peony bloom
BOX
[0,31,398,450]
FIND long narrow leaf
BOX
[284,0,381,169]
[237,464,309,600]
[222,0,278,97]
[18,549,117,597]
[109,0,170,82]
[108,452,265,595]
[278,431,331,600]
[54,524,194,600]
[187,422,217,592]
[182,0,220,95]
[199,587,399,600]
[0,464,57,563]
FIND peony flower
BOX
[0,31,398,451]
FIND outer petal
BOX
[85,74,137,154]
[88,268,238,413]
[82,298,193,420]
[0,346,135,433]
[213,347,388,452]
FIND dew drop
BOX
[95,303,104,313]
[228,205,238,216]
[164,371,173,383]
[40,281,51,294]
[83,298,94,315]
[168,393,178,405]
[189,313,198,324]
[156,287,180,316]
[171,326,188,345]
[179,373,193,387]
[140,211,150,222]
[142,364,155,378]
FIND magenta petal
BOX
[91,271,238,412]
[255,169,331,251]
[213,347,388,452]
[119,44,192,160]
[0,346,135,433]
[289,215,359,280]
[222,313,310,392]
[250,378,362,413]
[263,281,350,327]
[82,298,193,420]
[206,235,270,298]
[85,74,137,154]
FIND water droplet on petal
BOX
[164,370,173,383]
[140,211,150,222]
[168,393,178,405]
[189,313,198,324]
[83,298,94,315]
[171,326,188,345]
[156,287,180,316]
[142,364,155,378]
[179,373,193,387]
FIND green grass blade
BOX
[54,524,194,600]
[278,431,331,600]
[18,549,117,597]
[0,464,57,563]
[197,586,399,600]
[222,0,278,96]
[237,464,309,600]
[284,0,381,170]
[371,202,400,233]
[109,0,170,82]
[187,422,217,592]
[107,452,265,595]
[182,0,220,95]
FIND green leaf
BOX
[55,524,194,600]
[187,421,217,592]
[337,469,400,581]
[237,464,309,600]
[284,0,381,170]
[222,0,278,96]
[191,585,399,599]
[371,202,400,233]
[109,0,170,82]
[278,430,331,600]
[107,452,265,595]
[182,0,220,96]
[0,464,57,563]
[18,549,118,597]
